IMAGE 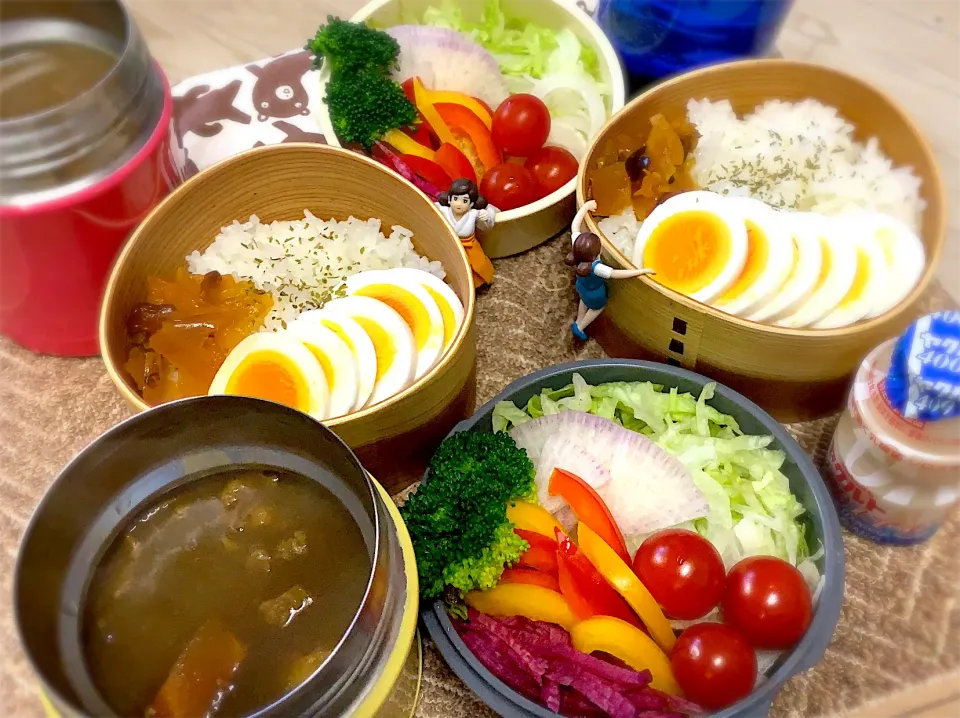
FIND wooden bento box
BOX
[576,60,946,423]
[99,143,477,491]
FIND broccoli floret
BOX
[325,69,418,148]
[400,431,536,600]
[305,17,417,149]
[304,16,401,74]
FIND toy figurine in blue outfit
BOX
[566,201,654,340]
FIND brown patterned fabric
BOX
[0,233,956,717]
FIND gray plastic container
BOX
[421,359,844,717]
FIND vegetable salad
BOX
[403,374,823,717]
[307,1,611,212]
[494,375,822,584]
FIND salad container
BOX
[315,0,626,259]
[421,359,844,717]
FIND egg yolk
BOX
[718,220,769,302]
[425,287,457,348]
[875,227,897,265]
[355,284,431,351]
[779,239,800,286]
[306,346,336,391]
[837,248,870,307]
[225,351,310,411]
[321,320,355,352]
[353,317,396,380]
[643,210,733,293]
[814,238,833,290]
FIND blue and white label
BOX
[886,311,960,422]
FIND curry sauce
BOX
[83,470,370,717]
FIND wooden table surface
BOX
[66,1,960,715]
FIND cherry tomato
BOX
[479,163,538,211]
[671,622,757,711]
[524,146,579,199]
[723,555,812,650]
[632,529,725,620]
[492,94,551,156]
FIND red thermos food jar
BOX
[0,0,183,356]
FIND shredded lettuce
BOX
[418,0,600,82]
[417,0,609,160]
[492,374,820,578]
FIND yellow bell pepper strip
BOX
[577,522,676,653]
[412,78,457,146]
[424,88,494,129]
[506,500,566,540]
[464,583,579,632]
[571,616,682,696]
[381,128,435,161]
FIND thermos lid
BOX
[0,0,164,207]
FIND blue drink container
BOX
[595,0,794,91]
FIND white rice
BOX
[186,211,445,331]
[600,98,925,258]
[687,98,925,228]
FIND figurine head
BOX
[566,231,602,277]
[438,178,488,216]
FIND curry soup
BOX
[83,469,370,717]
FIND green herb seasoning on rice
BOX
[186,210,445,331]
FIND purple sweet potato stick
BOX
[460,629,541,700]
[541,679,562,713]
[471,612,549,679]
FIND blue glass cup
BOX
[595,0,794,92]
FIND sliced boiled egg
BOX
[839,211,926,319]
[632,191,748,303]
[294,309,377,412]
[345,268,447,379]
[318,296,417,407]
[381,268,465,352]
[209,332,329,419]
[712,197,795,318]
[747,211,823,323]
[286,320,359,419]
[811,227,889,329]
[776,214,857,328]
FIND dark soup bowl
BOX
[15,396,421,718]
[421,359,844,718]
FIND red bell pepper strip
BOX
[401,78,417,104]
[548,468,631,565]
[371,142,442,200]
[402,118,437,150]
[514,528,559,576]
[500,567,561,593]
[435,103,502,173]
[556,530,644,629]
[473,96,494,118]
[434,143,476,185]
[400,155,453,192]
[449,129,485,183]
[424,88,494,129]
